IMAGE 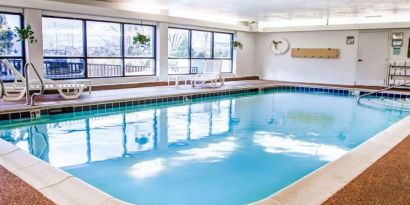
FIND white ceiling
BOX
[46,0,410,27]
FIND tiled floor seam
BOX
[0,148,19,157]
[37,176,74,191]
[12,160,42,173]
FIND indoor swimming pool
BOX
[0,89,408,205]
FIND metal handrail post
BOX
[24,62,44,106]
[357,81,410,103]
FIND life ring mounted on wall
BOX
[270,38,290,55]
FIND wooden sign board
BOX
[291,48,339,58]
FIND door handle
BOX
[358,59,363,62]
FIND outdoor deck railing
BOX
[44,61,153,78]
[2,60,200,80]
[169,66,198,74]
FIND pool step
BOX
[359,97,410,111]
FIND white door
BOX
[355,32,389,86]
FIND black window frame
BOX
[0,11,25,82]
[42,15,157,80]
[168,27,233,75]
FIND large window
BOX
[42,17,156,79]
[124,24,155,76]
[0,13,24,81]
[168,28,233,74]
[43,17,85,79]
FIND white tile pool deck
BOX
[2,79,404,114]
[1,79,410,205]
[0,80,273,113]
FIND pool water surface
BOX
[0,90,408,205]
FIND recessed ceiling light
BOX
[365,15,383,18]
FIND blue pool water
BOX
[0,90,408,205]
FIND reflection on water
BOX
[253,131,348,161]
[0,92,408,205]
[1,99,234,168]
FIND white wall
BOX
[256,29,410,86]
[235,31,256,77]
[255,30,359,85]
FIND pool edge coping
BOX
[251,114,410,205]
[0,138,132,205]
[2,82,410,120]
[0,84,409,205]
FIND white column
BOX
[23,8,44,79]
[157,22,168,81]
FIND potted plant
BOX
[233,40,243,50]
[15,24,37,44]
[14,22,39,105]
[133,33,150,46]
[14,23,37,64]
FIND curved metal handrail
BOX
[0,78,4,98]
[24,62,44,106]
[357,81,410,103]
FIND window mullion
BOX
[121,23,125,77]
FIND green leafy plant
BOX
[132,33,150,46]
[233,40,243,50]
[14,24,37,44]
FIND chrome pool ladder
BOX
[0,78,4,98]
[24,62,44,106]
[357,81,410,103]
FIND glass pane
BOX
[190,59,205,74]
[168,59,190,74]
[214,33,232,58]
[44,58,85,79]
[87,58,122,77]
[0,59,23,81]
[125,59,154,76]
[191,30,211,58]
[168,28,189,58]
[42,17,84,57]
[124,24,154,57]
[87,21,121,57]
[0,13,22,57]
[218,59,232,73]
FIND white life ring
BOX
[270,38,290,55]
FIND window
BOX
[87,21,122,78]
[168,28,189,58]
[0,13,24,81]
[191,30,212,58]
[124,24,155,76]
[168,28,233,74]
[42,16,156,79]
[43,17,85,79]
